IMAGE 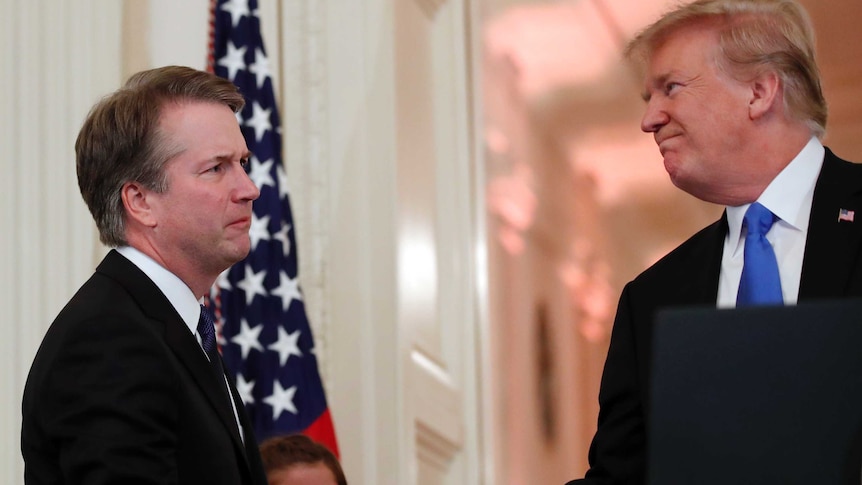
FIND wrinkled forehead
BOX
[626,19,715,88]
[638,24,725,99]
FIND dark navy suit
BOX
[571,149,862,484]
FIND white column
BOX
[0,1,122,483]
[279,1,404,482]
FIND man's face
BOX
[268,462,338,485]
[640,24,755,204]
[147,100,259,280]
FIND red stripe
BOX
[206,0,217,73]
[303,409,340,459]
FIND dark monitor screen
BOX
[648,300,862,485]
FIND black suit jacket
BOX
[570,149,862,485]
[22,250,268,485]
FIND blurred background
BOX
[2,0,860,483]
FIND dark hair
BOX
[259,434,347,485]
[75,65,245,246]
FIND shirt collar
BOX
[726,136,824,253]
[115,246,202,335]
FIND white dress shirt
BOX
[717,137,825,308]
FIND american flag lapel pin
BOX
[838,208,855,222]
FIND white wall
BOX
[2,1,123,483]
[146,0,209,70]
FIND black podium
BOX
[648,300,862,485]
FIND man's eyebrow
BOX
[213,151,252,162]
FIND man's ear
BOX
[121,182,157,228]
[749,71,781,120]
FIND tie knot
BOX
[198,304,217,355]
[744,202,776,237]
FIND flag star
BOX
[220,0,250,27]
[269,327,303,366]
[245,101,272,142]
[236,374,255,405]
[249,48,272,88]
[276,163,290,200]
[249,212,272,250]
[249,156,275,190]
[272,224,291,257]
[217,40,247,81]
[264,381,298,419]
[231,318,264,359]
[270,271,302,312]
[236,265,268,305]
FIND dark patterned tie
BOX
[737,202,783,307]
[198,304,218,358]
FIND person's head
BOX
[624,0,825,205]
[260,434,346,485]
[76,66,260,293]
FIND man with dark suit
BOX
[568,1,862,484]
[21,66,268,485]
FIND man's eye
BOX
[665,82,681,95]
[240,158,251,173]
[208,164,223,173]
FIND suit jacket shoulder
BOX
[22,250,267,485]
[630,215,726,310]
[800,148,862,299]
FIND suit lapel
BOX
[163,317,249,452]
[799,149,862,299]
[96,251,250,464]
[691,216,726,305]
[226,363,267,476]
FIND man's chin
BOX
[223,240,252,267]
[667,171,697,197]
[663,155,680,178]
[669,176,724,204]
[234,246,252,263]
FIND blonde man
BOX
[571,1,862,483]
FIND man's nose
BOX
[641,100,669,133]
[236,166,261,202]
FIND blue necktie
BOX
[198,304,218,357]
[737,202,783,307]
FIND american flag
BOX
[205,0,339,456]
[839,208,855,223]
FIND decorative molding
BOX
[280,0,333,387]
[0,0,16,480]
[416,421,460,471]
[2,1,122,482]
